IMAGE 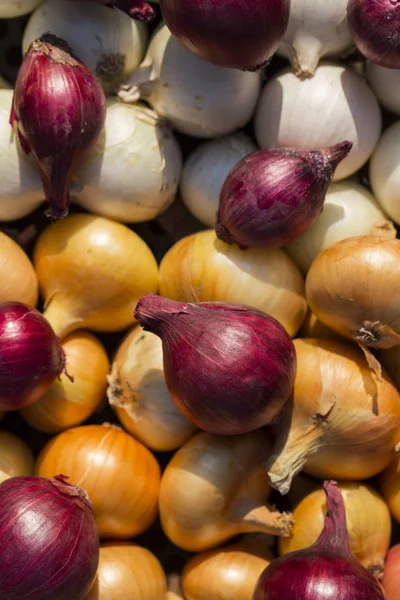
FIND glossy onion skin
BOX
[159,0,290,71]
[0,476,99,600]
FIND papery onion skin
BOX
[135,294,296,435]
[216,142,352,249]
[347,0,400,69]
[383,545,400,600]
[0,475,99,600]
[159,0,290,71]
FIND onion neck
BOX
[289,37,322,79]
[234,504,294,538]
[135,293,186,334]
[43,296,84,338]
[314,481,352,556]
[50,474,92,510]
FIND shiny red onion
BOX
[11,34,106,219]
[134,294,296,435]
[0,475,99,600]
[0,302,65,411]
[347,0,400,69]
[253,481,386,600]
[216,142,352,249]
[382,545,400,600]
[159,0,290,71]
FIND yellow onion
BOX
[379,347,400,391]
[36,423,161,538]
[108,326,197,452]
[300,311,346,342]
[266,338,400,494]
[34,214,158,339]
[380,456,400,523]
[158,229,307,337]
[85,542,167,600]
[0,230,38,306]
[159,430,293,552]
[0,430,34,484]
[182,535,274,600]
[279,482,391,579]
[21,331,109,434]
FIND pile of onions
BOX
[0,0,42,18]
[0,430,34,484]
[159,430,294,552]
[158,230,307,337]
[370,121,400,225]
[380,457,400,523]
[23,0,148,93]
[74,100,182,223]
[285,180,386,274]
[33,214,158,339]
[22,331,109,434]
[180,133,257,228]
[108,326,197,452]
[277,0,353,78]
[119,25,261,138]
[36,423,161,538]
[279,482,391,578]
[0,231,38,306]
[254,63,382,181]
[383,545,400,600]
[266,338,400,494]
[367,63,400,116]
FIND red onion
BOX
[0,302,65,411]
[0,475,99,600]
[216,142,352,249]
[253,481,386,600]
[159,0,290,71]
[11,34,106,219]
[134,294,296,435]
[383,545,400,600]
[347,0,400,69]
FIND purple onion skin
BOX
[253,482,386,600]
[0,475,99,600]
[135,294,296,435]
[347,0,400,69]
[216,142,352,249]
[11,34,106,219]
[0,302,65,411]
[159,0,290,71]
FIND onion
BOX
[36,423,161,538]
[266,338,400,494]
[254,481,386,600]
[68,0,156,21]
[383,545,400,600]
[34,213,158,339]
[158,230,308,337]
[279,482,391,579]
[23,0,148,94]
[381,458,400,524]
[370,121,400,225]
[0,230,38,306]
[135,294,296,435]
[285,180,387,274]
[277,0,353,78]
[119,24,261,138]
[216,142,352,249]
[159,0,289,71]
[180,133,257,228]
[74,100,182,223]
[0,0,42,18]
[167,576,185,600]
[300,312,346,342]
[108,326,197,452]
[0,430,34,484]
[0,475,99,600]
[21,331,109,434]
[159,430,294,551]
[254,63,382,181]
[379,346,400,391]
[367,62,400,116]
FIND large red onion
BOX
[0,475,99,600]
[134,294,296,435]
[11,34,106,219]
[0,302,65,411]
[347,0,400,69]
[159,0,290,71]
[216,142,352,249]
[383,545,400,600]
[253,481,386,600]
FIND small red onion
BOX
[347,0,400,69]
[11,34,106,219]
[0,475,99,600]
[134,293,296,435]
[0,302,65,411]
[159,0,290,71]
[253,481,386,600]
[216,142,352,249]
[383,545,400,600]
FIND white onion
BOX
[277,0,353,78]
[73,100,182,223]
[23,0,148,94]
[119,24,262,138]
[369,121,400,225]
[180,133,257,228]
[367,63,400,116]
[0,0,42,18]
[285,180,387,274]
[254,63,382,181]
